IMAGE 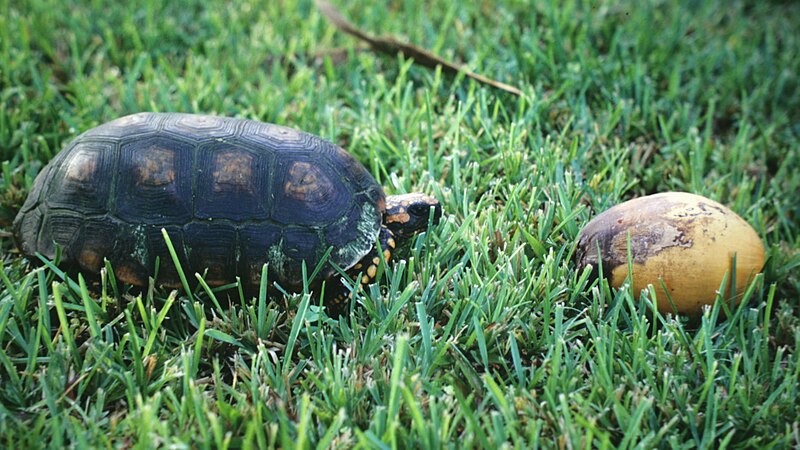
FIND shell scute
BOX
[115,135,194,224]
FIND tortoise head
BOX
[383,193,442,239]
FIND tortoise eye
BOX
[408,203,430,217]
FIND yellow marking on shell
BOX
[361,275,370,284]
[115,264,145,286]
[283,161,333,202]
[114,113,148,126]
[354,263,363,270]
[200,266,229,287]
[135,146,176,186]
[65,150,99,182]
[79,248,104,272]
[256,123,302,141]
[387,238,396,249]
[372,257,380,265]
[367,265,377,279]
[204,277,230,287]
[178,114,220,129]
[383,249,391,262]
[213,151,254,193]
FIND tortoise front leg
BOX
[324,225,396,316]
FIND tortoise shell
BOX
[13,112,386,290]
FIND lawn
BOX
[1,0,799,448]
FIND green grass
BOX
[2,0,799,448]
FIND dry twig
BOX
[317,1,523,96]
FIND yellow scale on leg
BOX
[326,192,441,315]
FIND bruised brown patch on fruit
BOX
[283,161,333,202]
[134,146,176,186]
[577,195,695,278]
[607,220,692,264]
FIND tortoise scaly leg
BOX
[324,225,396,316]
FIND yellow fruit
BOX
[576,192,765,316]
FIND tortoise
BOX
[13,112,441,312]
